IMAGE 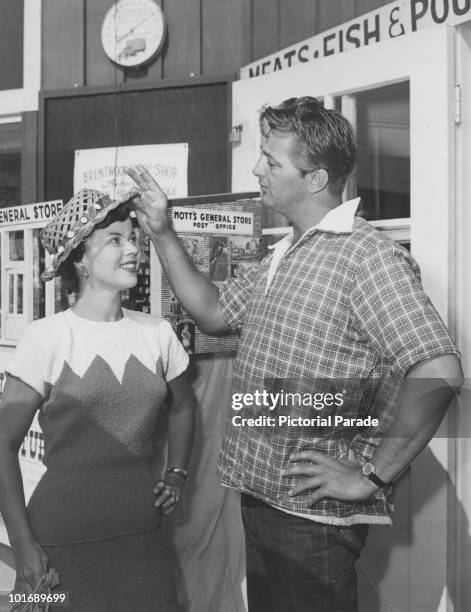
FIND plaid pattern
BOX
[217,215,458,523]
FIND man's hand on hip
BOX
[125,165,170,236]
[282,450,378,505]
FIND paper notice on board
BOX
[73,143,189,200]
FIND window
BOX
[0,200,64,344]
[0,123,21,209]
[355,82,410,222]
[0,0,41,116]
[0,0,23,91]
[1,229,27,340]
[261,84,411,247]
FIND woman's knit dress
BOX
[8,308,189,611]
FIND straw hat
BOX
[41,188,139,281]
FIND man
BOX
[126,97,463,611]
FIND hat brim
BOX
[41,189,140,282]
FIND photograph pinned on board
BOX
[230,261,259,279]
[230,236,262,262]
[180,235,205,267]
[209,236,229,282]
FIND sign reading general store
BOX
[0,201,63,228]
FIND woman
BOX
[0,188,195,611]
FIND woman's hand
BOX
[12,538,49,594]
[124,165,170,237]
[153,472,185,515]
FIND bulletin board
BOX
[38,75,233,202]
[163,191,260,354]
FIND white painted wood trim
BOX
[0,0,41,114]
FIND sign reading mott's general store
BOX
[241,0,471,78]
[171,207,254,235]
[0,200,64,228]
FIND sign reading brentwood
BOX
[171,207,254,235]
[241,0,471,78]
[0,200,63,228]
[74,143,188,200]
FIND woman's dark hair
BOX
[57,202,131,293]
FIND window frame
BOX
[0,0,41,115]
[0,219,56,346]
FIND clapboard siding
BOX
[42,0,85,90]
[202,0,243,75]
[41,0,393,89]
[279,1,318,48]
[163,0,202,78]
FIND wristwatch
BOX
[361,462,389,488]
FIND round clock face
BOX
[101,0,166,68]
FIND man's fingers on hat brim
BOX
[126,193,143,209]
[124,166,152,190]
[135,165,166,193]
[124,166,142,183]
[134,165,155,185]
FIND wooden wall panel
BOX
[246,0,388,64]
[163,0,201,78]
[202,0,242,75]
[42,92,119,199]
[120,83,229,194]
[317,0,355,32]
[280,1,317,48]
[42,0,84,90]
[240,0,253,66]
[252,0,279,59]
[0,0,23,90]
[40,0,396,90]
[128,0,163,83]
[84,0,125,87]
[42,80,230,200]
[355,0,394,17]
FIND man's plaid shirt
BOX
[217,199,458,525]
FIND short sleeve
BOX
[7,322,50,398]
[350,242,458,378]
[218,260,264,330]
[161,321,189,382]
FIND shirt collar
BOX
[313,197,360,233]
[268,197,361,255]
[264,198,360,295]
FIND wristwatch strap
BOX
[361,462,389,488]
[366,470,389,488]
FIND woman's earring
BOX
[79,264,89,280]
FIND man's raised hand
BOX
[125,165,170,236]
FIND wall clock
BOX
[101,0,166,68]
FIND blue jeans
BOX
[241,494,368,612]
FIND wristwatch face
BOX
[362,462,374,476]
[101,0,166,68]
